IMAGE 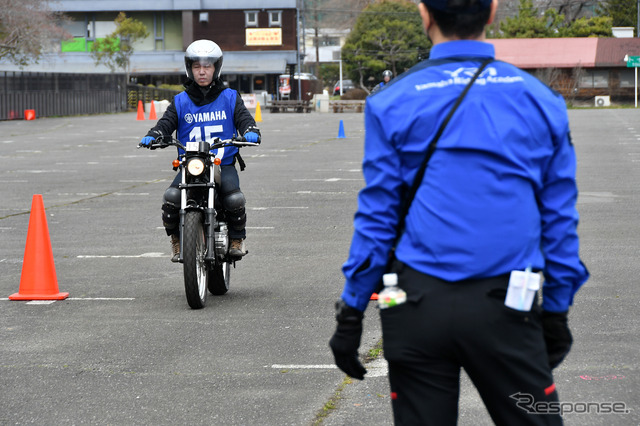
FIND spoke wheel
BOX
[183,211,208,309]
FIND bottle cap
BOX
[382,273,398,286]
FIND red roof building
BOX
[488,38,640,103]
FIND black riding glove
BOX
[541,310,573,369]
[329,300,367,380]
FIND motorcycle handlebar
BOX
[138,135,260,150]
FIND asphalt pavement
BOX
[1,107,638,425]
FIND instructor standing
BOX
[329,0,589,424]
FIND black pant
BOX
[381,262,562,426]
[168,164,246,239]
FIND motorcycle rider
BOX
[379,69,392,88]
[371,70,393,94]
[139,39,260,261]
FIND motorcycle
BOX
[140,135,258,309]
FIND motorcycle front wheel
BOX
[183,211,207,309]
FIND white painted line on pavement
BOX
[77,252,166,258]
[113,192,150,196]
[68,297,135,301]
[270,359,389,377]
[250,206,308,210]
[1,297,135,302]
[293,178,361,182]
[296,191,349,194]
[366,357,389,378]
[271,364,338,369]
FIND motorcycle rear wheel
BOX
[183,211,208,309]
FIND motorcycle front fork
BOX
[177,166,217,264]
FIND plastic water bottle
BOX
[378,273,406,309]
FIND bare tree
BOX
[0,0,70,66]
[303,0,372,81]
[538,0,596,22]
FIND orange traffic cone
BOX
[370,293,379,301]
[9,195,69,301]
[148,101,157,120]
[255,101,262,122]
[136,100,145,121]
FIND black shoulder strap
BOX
[393,58,492,247]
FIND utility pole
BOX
[296,0,303,101]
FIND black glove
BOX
[329,300,367,380]
[541,310,573,369]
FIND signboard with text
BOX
[246,28,282,46]
[627,56,640,67]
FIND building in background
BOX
[301,27,350,76]
[490,37,640,103]
[0,0,302,96]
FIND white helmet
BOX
[184,40,224,81]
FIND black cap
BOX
[421,0,492,13]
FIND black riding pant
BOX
[381,262,562,426]
[164,164,246,239]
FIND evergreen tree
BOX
[341,0,430,91]
[597,0,637,28]
[496,0,564,38]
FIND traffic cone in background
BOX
[9,195,69,301]
[136,100,145,121]
[255,102,262,122]
[337,120,346,138]
[148,101,157,120]
[370,293,379,301]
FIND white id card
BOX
[505,269,541,311]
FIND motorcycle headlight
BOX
[187,158,205,176]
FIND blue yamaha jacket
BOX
[341,40,589,313]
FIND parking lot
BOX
[1,108,638,425]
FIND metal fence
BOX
[0,72,183,120]
[0,71,129,120]
[126,84,180,111]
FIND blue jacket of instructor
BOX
[329,0,589,424]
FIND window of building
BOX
[245,10,258,27]
[154,12,165,50]
[579,69,609,88]
[592,70,609,88]
[91,20,117,39]
[619,69,635,88]
[269,10,282,27]
[62,19,86,38]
